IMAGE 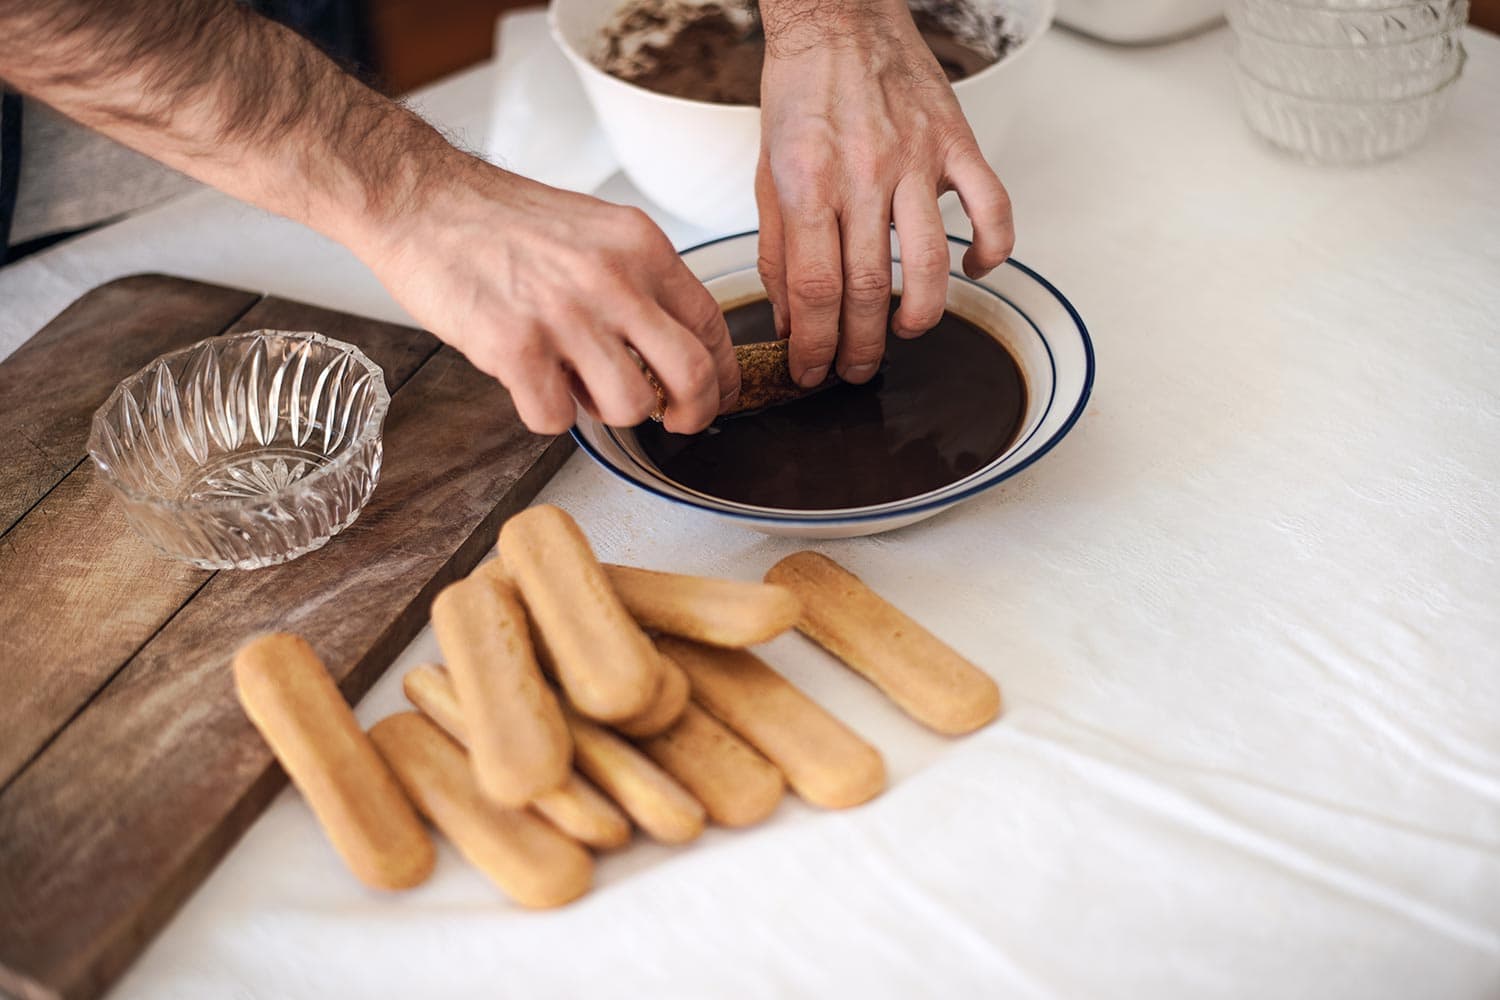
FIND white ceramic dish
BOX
[572,231,1094,538]
[1055,0,1224,42]
[548,0,1055,232]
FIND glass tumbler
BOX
[1229,0,1467,163]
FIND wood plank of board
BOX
[0,291,441,792]
[0,274,259,537]
[0,346,573,1000]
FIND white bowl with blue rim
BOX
[573,231,1094,538]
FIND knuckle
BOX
[843,268,892,307]
[903,235,951,276]
[603,392,655,428]
[844,149,882,190]
[938,126,981,161]
[614,205,656,238]
[790,271,843,311]
[772,157,833,208]
[906,299,945,328]
[757,252,785,285]
[976,228,1015,267]
[985,187,1014,222]
[681,292,725,341]
[520,395,573,435]
[679,348,716,391]
[495,327,550,370]
[841,338,886,367]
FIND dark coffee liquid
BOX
[632,298,1026,510]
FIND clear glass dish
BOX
[1234,27,1464,99]
[89,330,389,570]
[1235,58,1460,163]
[1229,0,1468,45]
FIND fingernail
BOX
[841,362,879,383]
[799,364,829,387]
[719,387,740,414]
[771,300,786,337]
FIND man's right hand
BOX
[359,156,739,435]
[0,0,738,435]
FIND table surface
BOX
[3,18,1497,1000]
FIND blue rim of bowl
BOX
[571,231,1096,525]
[605,271,1058,517]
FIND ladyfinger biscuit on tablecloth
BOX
[604,564,801,647]
[403,664,631,850]
[658,637,885,809]
[611,651,690,738]
[765,552,1001,735]
[370,713,593,908]
[234,634,434,891]
[638,701,785,828]
[499,505,664,721]
[566,708,705,844]
[431,574,572,807]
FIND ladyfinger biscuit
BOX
[234,634,434,891]
[430,574,572,807]
[766,551,1001,735]
[566,707,705,844]
[449,574,681,742]
[658,636,885,809]
[603,564,801,647]
[401,662,466,738]
[403,664,631,850]
[638,701,785,827]
[650,341,839,420]
[499,505,664,721]
[611,652,690,738]
[533,772,633,851]
[471,556,511,587]
[370,713,593,908]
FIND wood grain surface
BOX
[0,276,573,1000]
[0,275,257,536]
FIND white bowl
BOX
[548,0,1055,232]
[1055,0,1224,42]
[572,231,1094,538]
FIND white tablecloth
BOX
[3,16,1498,1000]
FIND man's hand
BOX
[0,0,736,434]
[755,0,1015,387]
[361,157,737,435]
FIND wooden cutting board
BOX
[0,274,575,1000]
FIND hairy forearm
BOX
[0,0,466,249]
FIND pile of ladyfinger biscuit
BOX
[234,504,1001,909]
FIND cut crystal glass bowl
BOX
[89,330,389,570]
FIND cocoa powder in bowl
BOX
[593,0,1020,106]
